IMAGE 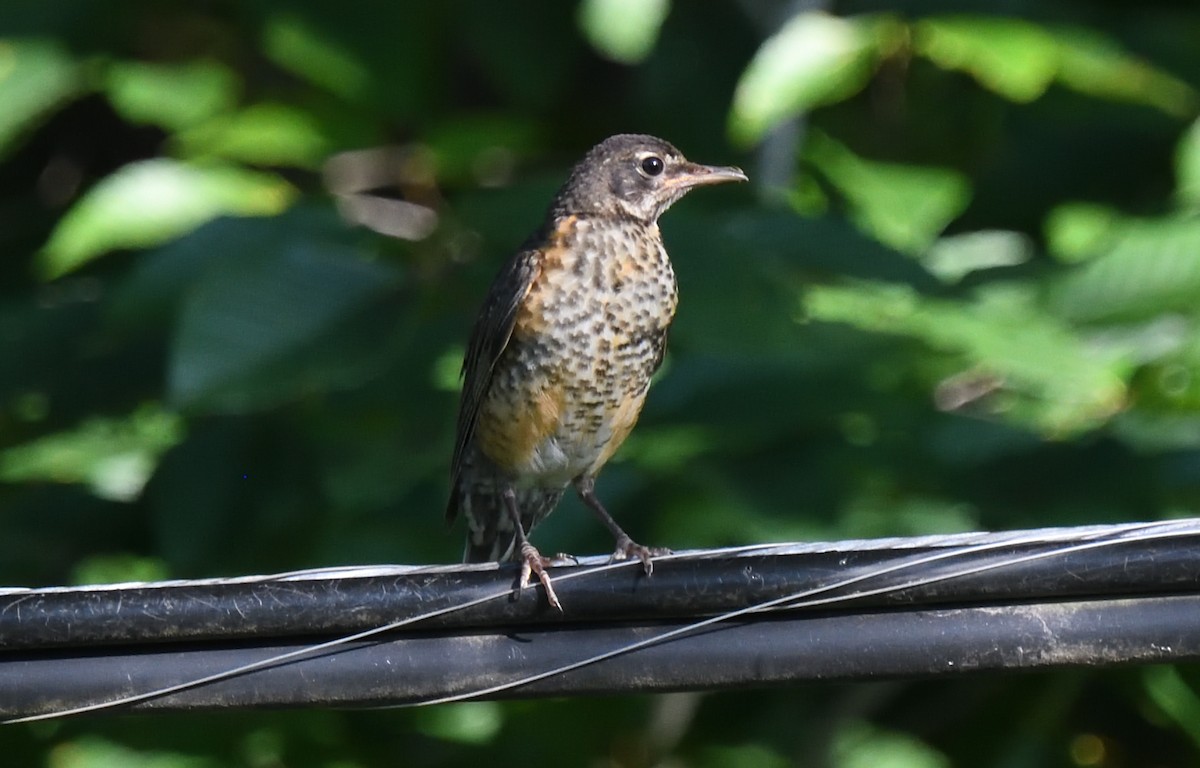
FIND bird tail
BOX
[452,486,564,563]
[460,489,510,563]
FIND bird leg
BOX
[573,476,671,576]
[501,487,562,611]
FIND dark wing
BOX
[446,246,543,521]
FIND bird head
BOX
[552,134,747,224]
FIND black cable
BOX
[2,520,1198,720]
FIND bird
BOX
[447,134,747,609]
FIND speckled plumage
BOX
[447,134,746,608]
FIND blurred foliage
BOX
[2,0,1200,766]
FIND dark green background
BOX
[3,1,1200,765]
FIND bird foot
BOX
[516,541,563,611]
[610,536,672,577]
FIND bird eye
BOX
[640,156,664,176]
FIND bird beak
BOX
[666,162,749,189]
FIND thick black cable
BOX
[3,522,1197,650]
[2,520,1198,720]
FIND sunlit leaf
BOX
[1088,322,1200,447]
[1048,216,1200,323]
[916,16,1059,102]
[105,59,239,131]
[0,404,184,502]
[46,736,218,768]
[807,132,971,253]
[0,39,79,158]
[1141,666,1200,752]
[921,230,1032,283]
[1054,27,1196,116]
[730,13,895,145]
[263,13,370,100]
[413,702,504,745]
[176,103,329,167]
[577,0,670,64]
[38,159,296,278]
[72,554,169,586]
[917,16,1196,112]
[1043,202,1124,264]
[1087,316,1191,369]
[431,344,465,392]
[1070,316,1200,444]
[834,722,950,768]
[1177,118,1200,209]
[805,282,1128,434]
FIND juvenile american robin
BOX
[447,134,747,609]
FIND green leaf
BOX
[72,554,170,586]
[37,159,297,278]
[1048,216,1200,323]
[105,59,239,131]
[917,16,1196,112]
[577,0,670,64]
[1054,27,1197,116]
[665,209,937,358]
[1043,202,1125,264]
[1142,666,1200,753]
[263,13,370,100]
[921,230,1032,283]
[805,282,1128,434]
[730,13,893,145]
[107,207,350,331]
[34,736,220,768]
[916,16,1060,102]
[834,723,950,768]
[413,702,504,745]
[0,39,80,158]
[168,241,401,411]
[1177,118,1200,209]
[1114,411,1200,452]
[175,103,329,167]
[807,131,972,253]
[0,404,184,502]
[431,344,465,392]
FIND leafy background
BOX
[3,0,1200,765]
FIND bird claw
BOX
[515,541,563,611]
[610,536,671,576]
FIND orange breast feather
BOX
[476,379,567,472]
[475,217,578,472]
